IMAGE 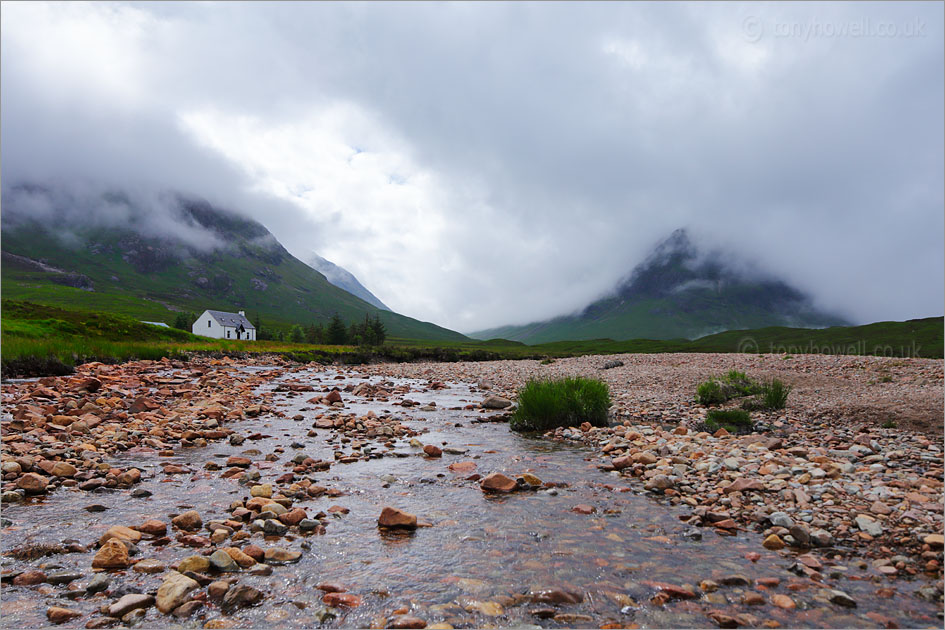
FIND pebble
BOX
[46,607,83,624]
[378,507,418,529]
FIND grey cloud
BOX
[1,1,941,331]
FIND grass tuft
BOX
[510,377,610,432]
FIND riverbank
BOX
[1,353,942,628]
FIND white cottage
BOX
[193,309,256,340]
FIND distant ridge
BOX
[306,253,389,311]
[471,228,849,343]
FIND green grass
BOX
[704,408,753,434]
[510,377,611,432]
[696,370,763,405]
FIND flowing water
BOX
[1,367,941,628]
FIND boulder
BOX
[378,507,417,529]
[481,396,512,409]
[107,593,154,618]
[171,511,202,531]
[99,526,142,546]
[156,571,200,614]
[479,473,517,493]
[16,472,48,494]
[92,539,130,569]
[46,607,82,624]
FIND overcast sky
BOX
[2,1,942,332]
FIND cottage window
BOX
[227,330,230,338]
[208,320,211,327]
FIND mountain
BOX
[472,228,849,343]
[306,253,389,311]
[0,185,465,341]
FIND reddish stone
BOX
[479,472,517,493]
[422,445,442,458]
[242,545,265,562]
[323,592,361,608]
[13,570,47,585]
[279,508,307,526]
[378,507,417,529]
[642,581,697,600]
[572,504,596,515]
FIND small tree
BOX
[172,312,191,331]
[326,314,347,345]
[370,314,386,345]
[289,324,305,343]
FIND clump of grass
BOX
[881,419,897,429]
[879,374,893,383]
[696,370,763,406]
[510,377,610,432]
[539,357,555,365]
[761,379,791,410]
[703,408,753,434]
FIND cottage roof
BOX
[205,310,256,329]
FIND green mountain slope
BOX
[473,229,849,343]
[0,189,464,341]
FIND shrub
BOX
[696,379,727,405]
[704,408,753,434]
[511,377,610,432]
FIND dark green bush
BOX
[510,377,610,432]
[697,370,766,406]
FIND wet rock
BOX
[132,558,166,574]
[248,563,273,576]
[99,525,142,546]
[854,514,883,537]
[771,594,796,610]
[481,396,512,409]
[116,469,141,486]
[644,475,674,492]
[810,528,834,547]
[480,472,517,493]
[387,616,428,629]
[171,601,203,617]
[222,584,264,610]
[528,587,584,605]
[13,570,47,585]
[177,555,210,574]
[16,472,48,494]
[572,504,595,515]
[51,462,78,477]
[768,512,794,528]
[242,545,265,562]
[133,520,167,537]
[209,549,240,572]
[84,618,118,629]
[299,519,320,531]
[47,571,83,585]
[208,580,230,600]
[92,539,130,569]
[278,508,307,526]
[423,445,442,458]
[762,534,784,550]
[263,519,288,536]
[171,510,202,531]
[378,507,418,529]
[323,592,363,608]
[224,547,256,568]
[107,593,154,617]
[264,547,302,564]
[827,589,857,608]
[156,571,200,614]
[250,484,273,498]
[85,574,110,594]
[47,607,83,624]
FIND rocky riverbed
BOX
[1,353,942,629]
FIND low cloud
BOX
[2,2,941,332]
